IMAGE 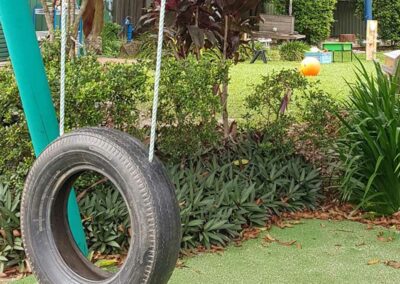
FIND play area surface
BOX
[13,219,400,284]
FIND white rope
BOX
[149,0,167,162]
[60,1,68,136]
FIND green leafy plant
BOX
[0,182,24,273]
[77,177,130,255]
[245,69,309,123]
[292,0,338,45]
[338,62,400,215]
[156,56,228,161]
[101,22,123,57]
[171,132,323,249]
[279,41,310,62]
[245,68,340,171]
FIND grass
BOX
[171,220,400,284]
[228,53,381,120]
[13,220,400,284]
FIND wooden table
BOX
[322,42,353,62]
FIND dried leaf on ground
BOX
[176,260,189,269]
[94,259,118,268]
[384,260,400,269]
[276,222,294,229]
[377,232,395,242]
[277,240,297,247]
[367,259,381,265]
[263,234,276,243]
[242,228,261,241]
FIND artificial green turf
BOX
[170,220,400,284]
[228,53,379,120]
[13,220,400,284]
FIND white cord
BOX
[149,0,167,162]
[60,1,68,136]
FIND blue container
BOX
[304,52,333,64]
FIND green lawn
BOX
[228,54,379,119]
[14,220,400,284]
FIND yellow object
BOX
[300,57,321,76]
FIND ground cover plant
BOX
[172,133,323,249]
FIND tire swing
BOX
[20,1,181,283]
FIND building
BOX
[0,25,8,62]
[263,0,366,40]
[332,0,366,39]
[111,0,152,26]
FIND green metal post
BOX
[0,0,88,255]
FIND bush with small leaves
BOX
[279,41,310,62]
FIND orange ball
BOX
[300,57,321,76]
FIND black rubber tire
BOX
[21,127,181,284]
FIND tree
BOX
[38,0,105,54]
[82,0,105,53]
[39,0,55,41]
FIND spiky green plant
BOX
[338,62,400,215]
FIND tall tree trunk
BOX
[69,0,90,57]
[68,0,76,57]
[40,0,55,41]
[82,0,104,54]
[68,0,76,27]
[221,15,230,139]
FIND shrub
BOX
[338,63,400,215]
[101,22,123,57]
[245,68,340,168]
[292,0,338,45]
[279,41,309,61]
[245,69,309,122]
[0,55,149,184]
[156,56,228,162]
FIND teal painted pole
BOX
[0,0,88,256]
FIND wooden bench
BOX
[253,14,306,41]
